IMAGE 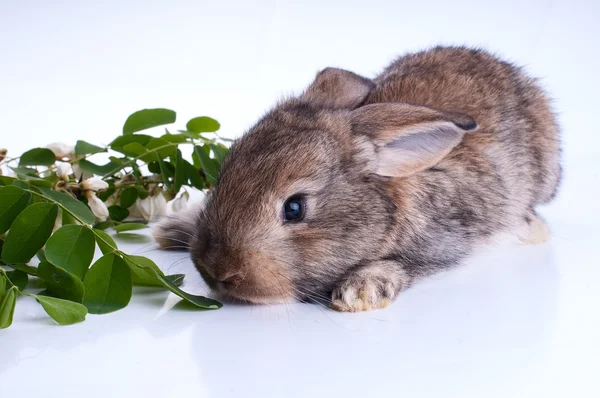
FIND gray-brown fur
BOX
[154,46,561,311]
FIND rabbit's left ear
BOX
[301,67,374,109]
[351,103,479,178]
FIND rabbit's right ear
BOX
[301,68,374,109]
[351,103,479,178]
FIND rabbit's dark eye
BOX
[283,196,305,222]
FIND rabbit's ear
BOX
[301,67,374,109]
[351,103,478,177]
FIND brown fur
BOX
[154,46,561,311]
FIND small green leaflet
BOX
[93,229,118,254]
[35,295,87,325]
[6,270,28,291]
[45,225,96,279]
[126,255,221,309]
[1,202,58,263]
[19,148,56,166]
[38,187,96,225]
[75,140,106,155]
[108,205,129,221]
[83,253,132,314]
[113,223,148,233]
[194,145,219,185]
[0,286,18,329]
[119,187,138,208]
[186,116,220,134]
[122,108,176,135]
[38,261,85,303]
[0,186,31,234]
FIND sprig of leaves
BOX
[0,108,229,329]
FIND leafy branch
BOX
[0,108,229,328]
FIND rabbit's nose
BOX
[206,265,243,287]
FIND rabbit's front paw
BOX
[518,210,550,245]
[329,261,409,312]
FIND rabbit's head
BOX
[190,68,478,303]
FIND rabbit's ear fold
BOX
[301,68,374,109]
[351,103,478,178]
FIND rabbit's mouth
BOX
[194,260,296,305]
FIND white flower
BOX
[46,142,75,160]
[170,191,189,213]
[81,177,109,191]
[55,162,73,180]
[85,190,109,222]
[129,191,167,222]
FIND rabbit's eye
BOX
[283,196,305,222]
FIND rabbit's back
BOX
[366,46,561,211]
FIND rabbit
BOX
[154,46,561,312]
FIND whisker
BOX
[149,234,191,246]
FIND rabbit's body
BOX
[155,47,561,311]
[356,47,561,280]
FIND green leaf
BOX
[0,176,17,186]
[35,295,87,325]
[122,142,148,156]
[148,161,161,174]
[173,149,185,194]
[110,134,153,150]
[8,263,38,276]
[185,161,205,190]
[186,116,220,134]
[37,261,85,302]
[123,108,176,135]
[1,202,58,263]
[10,166,38,177]
[93,221,113,231]
[45,225,96,279]
[11,174,52,189]
[113,223,148,233]
[77,159,123,176]
[137,187,149,200]
[61,209,77,225]
[75,140,106,156]
[194,145,219,185]
[166,273,185,287]
[0,286,18,329]
[37,249,47,262]
[98,186,115,202]
[108,205,129,222]
[156,155,172,190]
[126,255,221,309]
[6,270,28,290]
[0,186,32,234]
[0,275,6,297]
[38,187,96,225]
[119,187,138,209]
[94,229,118,254]
[19,148,56,166]
[209,143,229,164]
[83,253,132,314]
[124,255,165,287]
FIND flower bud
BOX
[85,190,109,222]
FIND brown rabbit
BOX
[154,46,561,311]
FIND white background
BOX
[1,1,599,397]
